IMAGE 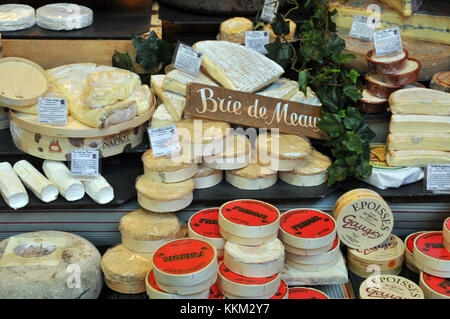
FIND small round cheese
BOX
[223,239,284,277]
[430,71,450,93]
[0,4,35,31]
[285,236,340,265]
[36,3,93,31]
[285,253,338,272]
[404,231,426,273]
[188,208,226,256]
[359,275,424,299]
[225,163,277,190]
[413,231,450,277]
[419,272,450,299]
[101,244,153,294]
[203,135,251,170]
[193,165,223,189]
[288,287,330,299]
[219,17,253,44]
[146,270,210,299]
[444,217,450,252]
[370,50,406,63]
[120,209,181,253]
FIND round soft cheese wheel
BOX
[288,287,330,299]
[176,119,230,144]
[101,244,153,294]
[193,165,223,189]
[333,188,383,218]
[359,275,424,299]
[404,231,426,273]
[219,17,254,44]
[36,3,93,31]
[223,238,284,277]
[120,208,181,253]
[0,231,102,299]
[0,4,35,31]
[444,217,450,251]
[203,135,251,170]
[413,231,450,277]
[419,272,450,299]
[146,270,210,299]
[188,208,225,255]
[430,71,450,93]
[285,236,340,265]
[225,163,277,190]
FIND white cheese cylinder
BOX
[0,162,28,209]
[42,160,85,201]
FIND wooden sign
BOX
[185,83,327,140]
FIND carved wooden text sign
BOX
[185,83,327,140]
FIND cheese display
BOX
[218,199,280,246]
[444,218,450,252]
[387,133,450,151]
[192,40,284,93]
[413,231,450,278]
[100,244,153,294]
[225,163,277,190]
[365,73,401,100]
[0,162,28,209]
[36,3,93,31]
[119,209,180,253]
[81,175,114,204]
[359,275,424,299]
[142,149,197,183]
[203,135,251,170]
[288,287,330,299]
[430,71,450,93]
[135,176,194,213]
[279,150,331,187]
[163,69,218,96]
[151,75,186,122]
[379,0,418,17]
[366,49,408,75]
[152,239,217,295]
[217,261,281,299]
[347,234,405,278]
[389,88,450,116]
[0,231,102,299]
[151,104,175,128]
[188,208,226,256]
[0,4,35,31]
[285,237,340,265]
[193,165,223,189]
[218,17,254,44]
[328,0,450,45]
[404,231,426,273]
[357,88,388,114]
[333,189,394,249]
[42,160,85,202]
[13,160,59,203]
[419,272,450,299]
[289,87,322,106]
[146,270,210,299]
[223,239,285,277]
[256,78,299,100]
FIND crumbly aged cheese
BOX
[146,270,210,299]
[430,72,450,93]
[359,275,424,299]
[256,78,299,100]
[151,104,175,128]
[163,69,218,96]
[203,135,251,170]
[413,231,450,277]
[192,41,284,93]
[225,163,277,190]
[101,244,153,294]
[36,3,93,31]
[390,114,450,134]
[288,287,330,299]
[289,87,322,106]
[0,231,102,299]
[0,162,28,209]
[223,239,285,277]
[386,149,450,167]
[379,0,415,17]
[193,165,223,189]
[0,4,35,31]
[388,133,450,151]
[389,88,450,115]
[80,174,114,205]
[188,208,225,255]
[42,160,85,202]
[219,17,254,44]
[328,0,450,45]
[150,75,186,122]
[419,272,450,299]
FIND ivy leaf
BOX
[131,31,174,73]
[343,84,362,102]
[359,158,373,178]
[327,160,350,187]
[331,52,355,65]
[112,51,135,72]
[271,14,290,36]
[254,21,265,30]
[325,33,345,54]
[348,69,360,84]
[298,71,308,96]
[344,132,363,154]
[317,112,342,139]
[265,38,293,69]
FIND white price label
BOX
[373,27,403,57]
[426,164,450,191]
[70,150,100,177]
[260,0,279,23]
[38,97,68,125]
[349,15,374,41]
[173,42,203,78]
[245,31,270,54]
[148,125,180,157]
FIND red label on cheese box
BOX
[446,218,450,231]
[148,270,164,292]
[190,208,221,238]
[416,232,450,260]
[219,262,277,285]
[270,280,288,299]
[217,255,224,264]
[407,232,425,253]
[288,287,329,299]
[153,239,215,275]
[422,273,450,297]
[280,209,335,238]
[209,283,224,299]
[220,200,279,226]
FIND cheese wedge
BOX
[0,162,28,209]
[256,78,298,100]
[150,75,186,121]
[390,115,450,134]
[388,133,450,151]
[328,0,450,45]
[389,88,450,115]
[379,0,416,17]
[289,87,322,106]
[386,149,450,166]
[162,69,218,96]
[193,40,284,92]
[151,104,175,128]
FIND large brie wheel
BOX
[0,231,102,299]
[203,135,251,170]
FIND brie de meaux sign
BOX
[185,83,327,140]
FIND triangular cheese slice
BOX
[151,75,185,121]
[162,69,218,96]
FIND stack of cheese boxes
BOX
[386,88,450,167]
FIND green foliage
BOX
[131,31,175,72]
[112,51,135,72]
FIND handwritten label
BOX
[185,83,326,140]
[173,42,203,78]
[148,125,181,157]
[373,27,403,57]
[245,31,270,54]
[38,97,68,126]
[349,15,374,41]
[70,149,99,177]
[260,0,279,23]
[426,164,450,191]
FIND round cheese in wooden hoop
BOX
[413,231,450,278]
[419,272,450,299]
[9,100,154,161]
[404,231,427,273]
[359,275,424,299]
[188,208,226,256]
[288,287,330,299]
[444,217,450,252]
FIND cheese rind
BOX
[387,133,450,151]
[0,162,28,209]
[386,149,450,166]
[256,78,299,100]
[0,4,35,31]
[379,0,414,17]
[42,160,85,202]
[390,115,450,134]
[389,88,450,115]
[151,104,175,128]
[163,70,218,96]
[219,17,254,44]
[36,3,93,31]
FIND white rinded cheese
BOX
[151,104,176,128]
[360,275,424,299]
[389,88,450,116]
[36,3,93,31]
[370,50,407,63]
[285,253,339,272]
[386,149,450,167]
[163,69,218,96]
[128,84,153,115]
[388,133,450,151]
[289,87,322,106]
[13,160,58,203]
[256,78,299,100]
[285,237,340,266]
[151,75,186,121]
[193,165,223,189]
[42,160,85,202]
[0,162,28,209]
[146,270,210,299]
[81,174,114,204]
[193,40,284,93]
[390,114,450,133]
[0,4,35,31]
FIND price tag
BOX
[426,164,450,191]
[260,0,279,23]
[349,15,374,42]
[373,27,403,57]
[70,149,100,177]
[245,31,270,54]
[173,42,203,78]
[148,125,180,157]
[38,97,68,125]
